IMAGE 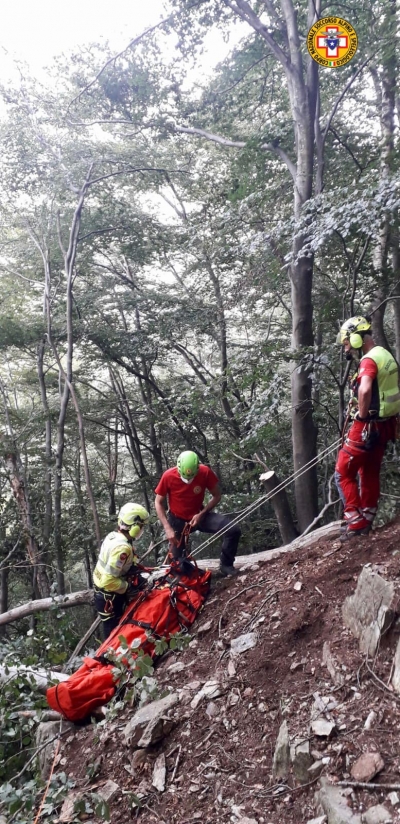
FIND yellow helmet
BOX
[118,503,149,539]
[336,316,371,348]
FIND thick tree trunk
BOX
[259,470,299,544]
[37,338,53,558]
[3,449,51,598]
[287,102,319,528]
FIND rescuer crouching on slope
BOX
[93,503,149,639]
[155,450,240,576]
[335,316,400,541]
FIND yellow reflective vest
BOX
[93,531,138,594]
[362,346,400,419]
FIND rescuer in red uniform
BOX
[155,450,240,576]
[335,316,400,540]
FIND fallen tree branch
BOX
[338,780,400,791]
[0,665,69,692]
[202,521,342,570]
[0,589,93,626]
[1,523,342,627]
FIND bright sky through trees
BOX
[0,0,166,75]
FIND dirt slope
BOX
[59,517,400,824]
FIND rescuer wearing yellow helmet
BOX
[93,502,149,639]
[335,316,400,540]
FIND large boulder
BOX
[342,567,395,657]
[272,720,290,779]
[123,693,179,749]
[317,777,362,824]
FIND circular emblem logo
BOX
[193,485,202,495]
[307,17,357,68]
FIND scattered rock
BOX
[387,792,400,807]
[167,661,186,673]
[322,642,345,687]
[236,819,258,824]
[206,701,218,718]
[227,690,240,707]
[272,720,290,779]
[342,567,395,657]
[97,780,119,803]
[130,749,148,773]
[227,659,236,677]
[290,737,313,783]
[364,711,377,730]
[362,804,392,823]
[308,760,325,778]
[311,717,336,737]
[59,790,84,822]
[317,777,362,823]
[310,695,337,738]
[391,638,400,694]
[306,816,327,824]
[123,693,178,749]
[350,752,384,783]
[152,753,166,792]
[230,632,258,655]
[191,678,224,709]
[294,581,302,591]
[196,620,213,635]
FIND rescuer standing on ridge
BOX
[155,450,240,576]
[335,316,400,541]
[93,502,149,639]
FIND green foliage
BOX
[0,771,75,823]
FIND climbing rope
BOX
[33,738,60,824]
[190,437,342,558]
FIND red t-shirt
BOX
[358,358,378,381]
[154,465,219,520]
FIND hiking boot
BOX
[219,563,239,577]
[340,525,371,543]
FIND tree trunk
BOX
[3,448,51,598]
[0,564,9,638]
[37,338,53,564]
[259,470,299,544]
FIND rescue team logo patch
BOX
[307,17,358,67]
[119,553,128,562]
[193,486,202,494]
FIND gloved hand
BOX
[126,572,147,594]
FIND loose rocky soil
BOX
[58,517,400,824]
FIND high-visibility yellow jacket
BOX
[361,346,400,419]
[93,531,138,594]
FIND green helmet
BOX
[118,503,149,539]
[177,451,200,483]
[336,316,371,347]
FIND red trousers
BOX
[335,418,396,529]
